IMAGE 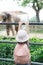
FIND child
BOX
[14,30,31,65]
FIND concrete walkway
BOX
[0,30,43,39]
[29,33,43,39]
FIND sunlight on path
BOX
[29,33,43,39]
[0,30,43,39]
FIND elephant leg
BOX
[6,26,10,36]
[15,26,18,34]
[10,26,14,36]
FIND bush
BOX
[30,45,43,62]
[29,37,43,43]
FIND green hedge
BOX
[0,37,43,65]
[29,37,43,43]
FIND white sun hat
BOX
[16,30,29,42]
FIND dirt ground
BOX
[0,30,43,39]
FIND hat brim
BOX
[16,34,29,42]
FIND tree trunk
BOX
[36,10,40,22]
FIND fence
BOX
[0,22,43,65]
[0,22,43,25]
[0,22,43,33]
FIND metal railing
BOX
[0,40,43,45]
[0,22,43,25]
[0,58,43,65]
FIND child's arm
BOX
[25,22,29,34]
[25,22,30,47]
[18,21,23,30]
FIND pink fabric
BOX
[14,44,31,64]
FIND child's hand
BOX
[19,21,23,25]
[24,22,29,25]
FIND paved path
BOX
[0,30,43,39]
[29,33,43,39]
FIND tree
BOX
[21,0,43,22]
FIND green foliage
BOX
[21,0,30,6]
[29,37,43,43]
[0,43,15,58]
[0,61,14,65]
[0,37,16,65]
[30,37,43,62]
[30,45,43,62]
[22,0,43,9]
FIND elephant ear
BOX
[2,15,7,22]
[6,13,11,19]
[0,14,2,21]
[14,16,20,22]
